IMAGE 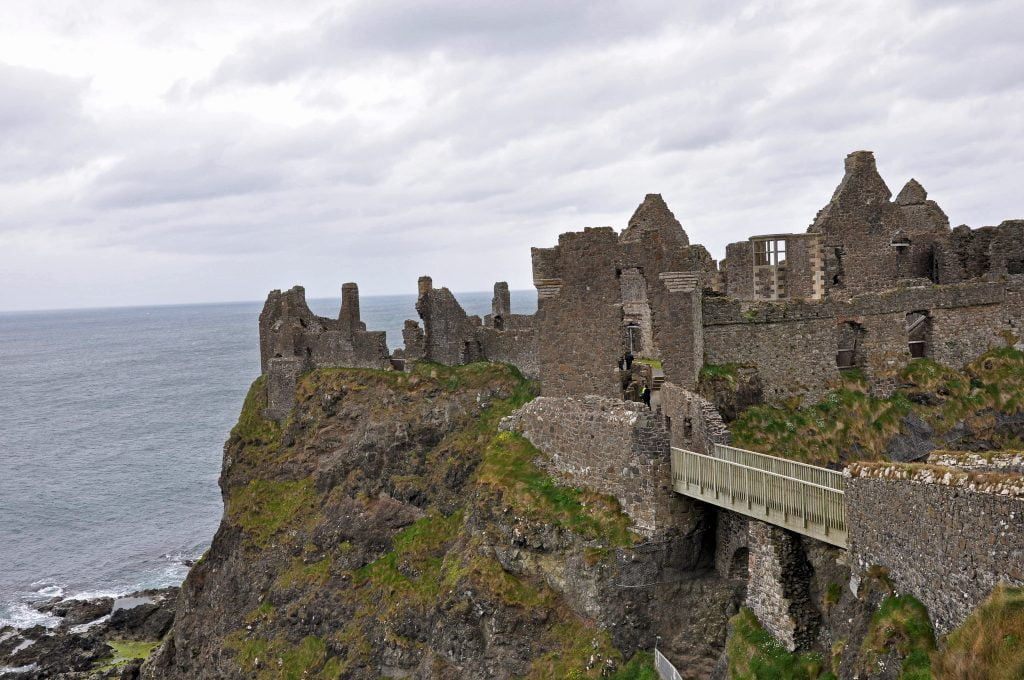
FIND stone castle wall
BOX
[259,284,391,375]
[500,395,699,540]
[530,195,715,399]
[404,278,539,378]
[703,279,1024,403]
[659,383,729,454]
[846,467,1024,633]
[746,521,820,651]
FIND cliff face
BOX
[143,363,738,679]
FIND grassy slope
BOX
[860,595,936,680]
[933,585,1024,680]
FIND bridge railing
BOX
[712,443,844,491]
[671,447,847,548]
[654,648,682,680]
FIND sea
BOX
[0,290,536,629]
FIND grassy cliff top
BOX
[730,348,1024,466]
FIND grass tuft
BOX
[861,594,935,679]
[729,347,1024,466]
[934,585,1024,680]
[228,479,318,549]
[477,431,638,547]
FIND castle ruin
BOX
[255,150,1024,661]
[260,149,1024,413]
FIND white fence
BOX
[654,648,683,680]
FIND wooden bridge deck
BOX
[670,444,847,548]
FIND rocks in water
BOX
[45,598,115,630]
[0,587,178,678]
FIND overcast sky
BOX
[1,0,1022,311]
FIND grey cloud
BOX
[0,62,97,181]
[4,0,1024,311]
[203,0,735,88]
[93,152,282,209]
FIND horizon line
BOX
[0,288,538,316]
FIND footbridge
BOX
[671,444,847,548]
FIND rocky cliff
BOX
[141,363,739,679]
[131,358,1023,680]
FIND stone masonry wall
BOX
[500,396,699,540]
[265,357,300,422]
[702,280,1020,404]
[846,470,1024,633]
[659,383,730,455]
[259,284,391,375]
[714,510,750,581]
[746,522,820,651]
[258,284,391,420]
[533,228,629,399]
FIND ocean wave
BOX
[1,547,203,629]
[64,588,128,602]
[0,602,60,630]
[29,582,64,599]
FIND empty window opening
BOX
[907,311,931,359]
[625,321,642,355]
[928,250,940,283]
[836,321,866,369]
[729,547,750,581]
[832,247,845,287]
[1008,259,1024,275]
[753,239,787,266]
[305,346,313,358]
[493,314,504,330]
[683,417,694,439]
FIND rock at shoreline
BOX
[42,598,115,630]
[0,587,179,678]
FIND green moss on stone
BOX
[96,639,161,670]
[228,479,318,549]
[231,376,282,446]
[228,634,330,680]
[477,431,638,547]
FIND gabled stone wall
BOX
[531,196,714,398]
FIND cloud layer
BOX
[1,0,1022,311]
